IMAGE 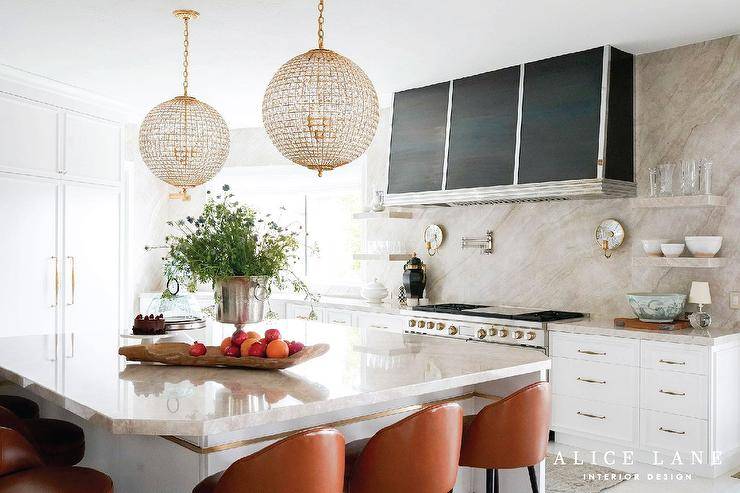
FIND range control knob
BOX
[418,320,426,329]
[498,329,509,338]
[477,328,487,339]
[448,325,458,335]
[408,319,416,328]
[488,326,497,336]
[526,331,537,341]
[513,330,524,340]
[436,322,446,331]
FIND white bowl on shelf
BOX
[685,236,722,258]
[660,243,685,258]
[641,239,670,257]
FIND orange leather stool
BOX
[0,396,40,420]
[0,426,112,493]
[193,428,344,493]
[344,402,463,493]
[0,406,85,466]
[459,382,551,493]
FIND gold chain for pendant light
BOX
[317,0,325,49]
[182,16,190,96]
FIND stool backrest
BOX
[215,428,344,493]
[349,402,463,493]
[0,427,43,477]
[0,406,33,445]
[460,381,551,469]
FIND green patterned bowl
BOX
[626,293,687,323]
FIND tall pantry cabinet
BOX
[0,67,127,354]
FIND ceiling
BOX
[1,0,738,127]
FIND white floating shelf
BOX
[632,195,727,208]
[352,209,414,220]
[353,253,413,261]
[632,257,727,268]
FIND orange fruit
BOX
[240,338,261,356]
[266,339,289,359]
[245,331,261,340]
[219,337,233,355]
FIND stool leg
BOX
[494,469,499,493]
[527,465,539,493]
[486,468,493,493]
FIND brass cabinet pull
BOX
[658,359,685,365]
[66,256,76,306]
[578,349,607,356]
[659,427,686,435]
[659,389,686,396]
[50,256,59,307]
[577,377,607,384]
[577,411,606,420]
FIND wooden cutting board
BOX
[614,318,690,331]
[119,342,330,370]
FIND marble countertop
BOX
[550,317,740,346]
[275,294,403,315]
[0,321,548,436]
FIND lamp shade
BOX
[688,281,711,305]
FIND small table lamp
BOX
[688,281,712,329]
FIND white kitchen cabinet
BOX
[0,174,59,337]
[356,313,403,331]
[0,93,59,176]
[286,303,320,321]
[63,183,120,342]
[324,309,354,326]
[64,113,122,183]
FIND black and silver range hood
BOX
[384,45,636,206]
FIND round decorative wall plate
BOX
[424,224,444,256]
[595,219,625,258]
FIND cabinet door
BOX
[518,47,604,183]
[64,113,122,182]
[387,82,450,193]
[63,183,120,340]
[446,66,520,189]
[0,94,59,175]
[0,174,59,336]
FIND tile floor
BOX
[549,443,740,492]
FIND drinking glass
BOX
[680,160,699,195]
[699,158,713,195]
[648,167,659,197]
[658,163,675,196]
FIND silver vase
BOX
[215,276,268,330]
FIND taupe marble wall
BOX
[366,36,739,327]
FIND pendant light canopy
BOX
[262,0,379,176]
[139,9,230,200]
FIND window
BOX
[206,161,364,292]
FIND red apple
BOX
[231,330,249,347]
[287,340,304,356]
[264,329,281,342]
[189,341,207,357]
[224,345,241,357]
[247,340,268,357]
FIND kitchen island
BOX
[0,320,550,492]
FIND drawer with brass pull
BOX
[640,368,707,419]
[640,409,707,453]
[552,394,636,443]
[641,341,708,375]
[550,331,639,366]
[552,357,638,406]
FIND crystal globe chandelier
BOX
[262,0,379,176]
[139,9,230,200]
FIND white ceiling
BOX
[1,0,738,127]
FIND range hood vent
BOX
[384,179,636,207]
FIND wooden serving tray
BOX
[614,318,690,331]
[119,342,330,370]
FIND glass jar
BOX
[699,158,713,195]
[680,160,699,195]
[658,163,675,197]
[648,167,659,197]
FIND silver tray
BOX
[165,316,207,331]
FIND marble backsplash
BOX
[364,36,739,327]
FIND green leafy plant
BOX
[164,185,315,302]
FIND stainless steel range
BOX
[401,303,585,353]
